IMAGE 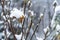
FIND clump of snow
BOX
[8,19,10,24]
[6,29,11,37]
[53,0,58,6]
[53,0,58,4]
[15,33,22,40]
[27,1,31,6]
[1,12,3,16]
[40,13,43,18]
[3,16,6,21]
[6,15,9,18]
[12,18,16,22]
[56,24,60,31]
[28,10,34,17]
[0,32,4,39]
[10,8,24,19]
[0,21,4,24]
[36,37,43,40]
[27,1,32,7]
[56,32,59,35]
[55,6,60,12]
[1,12,6,21]
[43,26,49,34]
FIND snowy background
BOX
[0,0,60,40]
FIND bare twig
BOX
[1,0,4,14]
[30,17,42,40]
[25,19,32,40]
[20,0,27,40]
[47,0,52,31]
[20,18,25,40]
[6,0,16,40]
[30,7,45,40]
[4,21,8,40]
[25,0,33,40]
[44,30,48,40]
[9,19,16,40]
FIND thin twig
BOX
[6,0,16,40]
[9,19,17,40]
[30,7,46,40]
[20,18,25,40]
[20,0,26,40]
[47,0,52,31]
[25,0,33,40]
[25,19,32,40]
[30,18,41,40]
[1,0,4,14]
[7,0,16,40]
